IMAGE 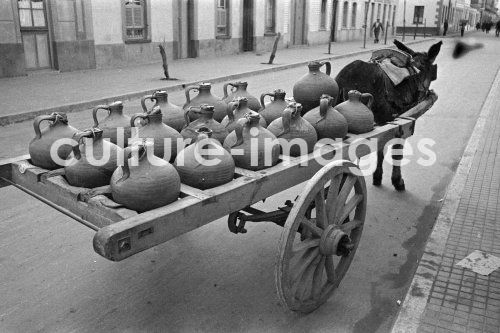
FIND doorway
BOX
[291,0,306,45]
[242,0,254,51]
[18,0,51,69]
[177,0,194,58]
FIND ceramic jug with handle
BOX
[181,104,228,144]
[222,81,261,111]
[183,83,227,122]
[259,89,288,124]
[141,90,184,132]
[221,97,267,134]
[303,94,348,140]
[92,101,131,147]
[334,90,375,134]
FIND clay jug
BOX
[175,127,235,189]
[141,90,185,132]
[223,111,280,171]
[334,90,375,134]
[183,82,227,122]
[259,89,288,124]
[29,112,79,170]
[181,104,228,144]
[267,102,318,157]
[92,101,131,147]
[222,81,261,111]
[303,95,348,140]
[293,61,339,113]
[130,106,183,161]
[110,143,180,212]
[65,128,122,188]
[221,97,267,134]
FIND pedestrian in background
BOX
[460,21,466,37]
[443,20,449,36]
[476,22,480,30]
[496,21,500,37]
[372,19,384,43]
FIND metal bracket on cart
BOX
[227,200,294,234]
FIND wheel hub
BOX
[319,225,353,256]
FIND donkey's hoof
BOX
[373,177,382,186]
[392,178,406,191]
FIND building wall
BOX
[0,0,24,77]
[396,0,441,35]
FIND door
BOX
[291,0,306,45]
[177,0,193,58]
[242,0,254,51]
[18,0,51,69]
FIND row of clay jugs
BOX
[222,81,261,111]
[293,61,339,113]
[223,111,280,171]
[175,127,235,190]
[141,90,185,132]
[130,106,182,161]
[221,97,267,133]
[29,112,79,170]
[184,83,227,122]
[110,142,180,212]
[259,89,288,124]
[93,101,131,146]
[65,128,122,188]
[267,102,317,157]
[181,104,228,144]
[303,94,348,140]
[335,90,375,134]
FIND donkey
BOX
[335,40,442,190]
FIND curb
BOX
[390,65,500,332]
[0,38,434,127]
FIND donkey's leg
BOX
[391,141,406,191]
[373,149,384,186]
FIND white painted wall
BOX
[231,0,242,38]
[90,0,122,44]
[396,0,438,27]
[196,0,215,40]
[150,0,174,42]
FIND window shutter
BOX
[133,6,143,27]
[125,7,134,27]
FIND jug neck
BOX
[109,101,124,115]
[274,90,286,100]
[147,112,163,123]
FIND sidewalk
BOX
[0,36,434,125]
[392,65,500,331]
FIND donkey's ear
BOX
[428,41,442,63]
[394,40,416,56]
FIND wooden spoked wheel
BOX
[275,160,367,313]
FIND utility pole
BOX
[328,0,338,54]
[363,0,371,48]
[402,0,407,41]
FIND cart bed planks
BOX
[0,93,436,261]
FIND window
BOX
[265,0,276,33]
[217,0,230,36]
[351,3,357,27]
[124,0,147,40]
[18,0,46,28]
[320,0,327,29]
[377,3,381,19]
[342,1,348,27]
[413,6,424,24]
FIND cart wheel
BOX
[275,160,367,313]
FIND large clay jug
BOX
[29,112,79,170]
[221,97,267,134]
[181,104,228,144]
[293,61,339,113]
[223,111,280,171]
[92,101,131,147]
[141,90,185,132]
[110,143,180,212]
[334,90,375,134]
[222,81,261,111]
[130,106,183,161]
[303,95,348,140]
[183,83,226,122]
[175,127,235,189]
[65,128,122,188]
[267,102,318,157]
[259,89,288,124]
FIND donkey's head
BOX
[394,40,442,90]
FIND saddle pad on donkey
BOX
[378,58,417,86]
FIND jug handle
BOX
[260,92,275,109]
[226,100,239,124]
[231,118,248,148]
[184,85,199,108]
[71,130,92,160]
[141,95,155,113]
[223,82,235,99]
[360,93,374,109]
[130,113,148,127]
[279,107,293,137]
[33,114,57,139]
[92,105,110,127]
[184,107,196,128]
[320,61,332,76]
[319,96,332,119]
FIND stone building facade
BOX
[0,0,398,78]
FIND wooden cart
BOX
[0,93,436,313]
